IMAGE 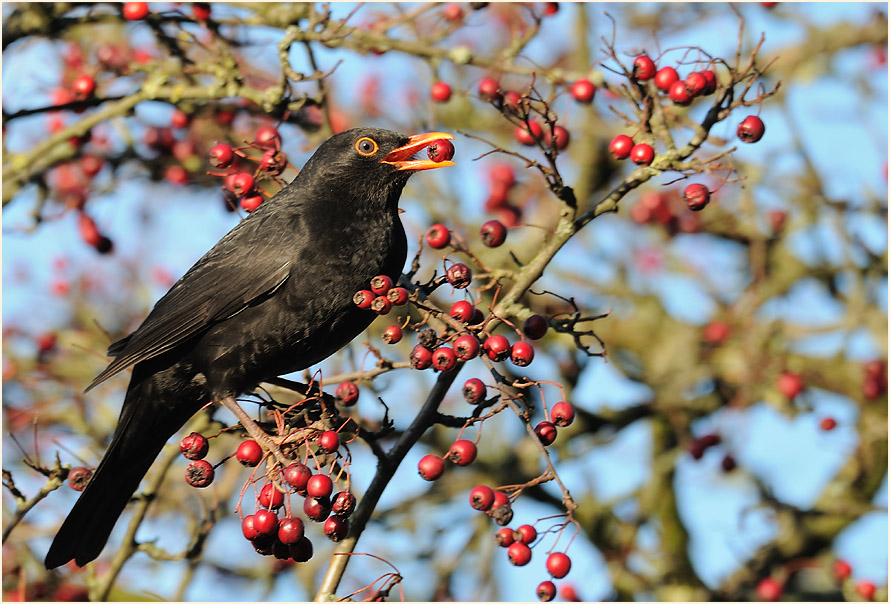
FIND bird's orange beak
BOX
[382,132,456,171]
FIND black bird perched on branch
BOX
[44,127,455,569]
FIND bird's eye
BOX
[355,137,378,156]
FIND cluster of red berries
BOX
[757,559,880,601]
[483,164,523,226]
[493,522,574,601]
[608,133,655,167]
[863,359,886,400]
[417,439,478,479]
[353,274,410,316]
[630,190,705,233]
[208,126,287,213]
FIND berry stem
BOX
[218,396,290,468]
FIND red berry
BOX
[304,495,331,522]
[447,439,477,466]
[703,320,731,344]
[756,578,783,602]
[543,2,559,15]
[180,432,209,460]
[255,126,281,150]
[685,71,708,96]
[386,287,409,306]
[382,324,403,344]
[683,183,710,211]
[122,2,149,20]
[570,79,596,103]
[253,509,278,536]
[510,341,535,366]
[427,139,455,162]
[630,143,655,166]
[170,108,189,129]
[534,421,557,446]
[454,334,480,361]
[418,454,445,480]
[450,301,476,322]
[701,69,718,94]
[335,381,359,406]
[560,584,581,601]
[463,378,486,404]
[654,66,679,91]
[185,459,214,488]
[857,581,876,601]
[317,430,340,453]
[546,552,572,578]
[425,224,451,249]
[737,115,766,143]
[323,515,349,542]
[469,485,495,511]
[226,172,255,196]
[537,580,556,602]
[484,334,511,362]
[820,417,837,431]
[699,433,721,448]
[67,466,92,491]
[239,195,263,213]
[277,517,305,544]
[368,275,393,296]
[208,143,234,168]
[332,491,357,517]
[551,401,575,427]
[633,55,657,80]
[410,344,434,369]
[515,120,544,146]
[609,134,634,160]
[36,332,58,355]
[481,220,507,247]
[289,536,314,562]
[241,514,260,540]
[492,491,510,509]
[259,483,285,509]
[306,474,334,499]
[165,164,188,185]
[446,263,472,289]
[507,542,532,566]
[833,559,852,580]
[259,149,286,176]
[777,371,805,399]
[236,440,263,466]
[490,163,516,187]
[81,154,104,177]
[283,462,312,492]
[443,3,464,21]
[502,90,523,113]
[721,454,737,472]
[71,74,96,100]
[516,524,537,544]
[495,527,515,547]
[864,359,885,380]
[193,2,211,20]
[432,346,458,372]
[431,81,453,103]
[669,80,692,106]
[523,315,548,340]
[545,125,570,150]
[478,77,501,101]
[353,289,374,309]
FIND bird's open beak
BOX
[382,132,456,171]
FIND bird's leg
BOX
[218,396,290,467]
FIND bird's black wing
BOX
[86,210,295,391]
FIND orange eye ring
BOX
[355,137,378,156]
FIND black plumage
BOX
[44,127,454,569]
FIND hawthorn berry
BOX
[534,421,558,446]
[241,515,260,540]
[683,183,710,211]
[386,287,409,305]
[630,143,655,166]
[425,224,450,249]
[654,66,679,91]
[469,485,495,511]
[489,491,513,525]
[857,580,876,601]
[165,165,188,185]
[193,2,211,20]
[447,439,478,466]
[255,126,281,150]
[122,2,149,20]
[633,55,657,80]
[78,214,100,247]
[537,581,557,602]
[353,290,374,309]
[463,378,486,404]
[332,491,357,517]
[454,334,481,361]
[570,79,596,103]
[515,120,544,146]
[240,195,263,213]
[510,341,535,367]
[180,432,209,460]
[756,578,783,602]
[317,430,340,453]
[418,454,445,480]
[523,315,548,340]
[277,517,305,544]
[170,108,189,129]
[418,328,439,349]
[507,542,532,566]
[737,115,766,143]
[382,324,403,344]
[226,172,255,197]
[324,515,349,542]
[259,483,285,509]
[484,334,511,362]
[306,474,334,499]
[450,302,476,324]
[608,134,634,161]
[236,440,263,466]
[185,459,214,488]
[67,466,92,491]
[481,219,507,247]
[703,320,731,344]
[669,80,692,106]
[428,139,455,163]
[431,81,453,103]
[551,401,575,427]
[701,69,718,94]
[685,71,708,96]
[370,295,392,315]
[777,371,805,399]
[71,74,96,100]
[81,154,104,177]
[516,524,537,544]
[721,454,737,472]
[495,527,515,547]
[546,552,572,578]
[208,143,234,168]
[252,509,278,536]
[443,3,464,21]
[259,150,286,176]
[446,263,472,289]
[283,462,312,492]
[833,559,852,580]
[502,90,523,114]
[335,381,359,406]
[560,584,581,601]
[303,496,332,522]
[478,77,501,101]
[432,346,458,372]
[545,125,570,150]
[410,344,434,370]
[290,536,314,562]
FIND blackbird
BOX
[44,127,455,569]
